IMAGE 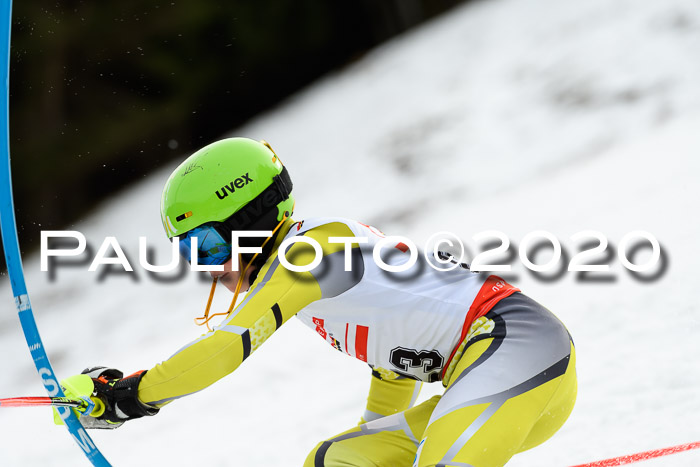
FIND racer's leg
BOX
[518,342,577,453]
[304,396,438,467]
[415,293,577,467]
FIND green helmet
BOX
[160,138,294,239]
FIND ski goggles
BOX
[177,222,232,266]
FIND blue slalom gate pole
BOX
[0,2,111,465]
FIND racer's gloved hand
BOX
[80,366,159,429]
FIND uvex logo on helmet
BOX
[215,173,253,200]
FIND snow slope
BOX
[2,0,700,465]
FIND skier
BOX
[65,138,577,466]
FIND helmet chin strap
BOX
[194,213,290,331]
[194,276,219,329]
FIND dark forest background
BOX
[3,0,467,265]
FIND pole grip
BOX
[90,396,106,418]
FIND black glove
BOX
[81,366,159,429]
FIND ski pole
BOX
[0,396,105,415]
[571,440,700,466]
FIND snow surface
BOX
[2,0,700,465]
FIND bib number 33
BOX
[390,347,444,382]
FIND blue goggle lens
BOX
[178,224,232,265]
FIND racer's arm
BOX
[138,222,356,408]
[361,368,422,424]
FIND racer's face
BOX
[209,256,256,293]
